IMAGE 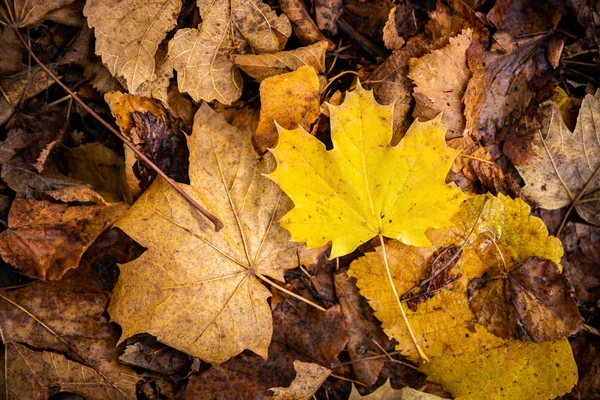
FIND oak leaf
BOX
[348,194,578,399]
[266,361,331,399]
[515,90,600,225]
[268,83,468,258]
[84,0,181,94]
[234,40,328,82]
[109,103,321,364]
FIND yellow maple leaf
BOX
[348,194,577,399]
[268,82,468,259]
[109,103,321,364]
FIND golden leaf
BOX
[109,103,321,364]
[84,0,181,94]
[234,40,328,82]
[265,361,331,399]
[515,90,600,225]
[348,194,577,399]
[268,83,468,258]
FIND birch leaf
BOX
[268,83,468,258]
[108,103,321,364]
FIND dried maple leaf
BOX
[348,194,578,399]
[256,66,321,153]
[109,103,322,364]
[266,360,331,399]
[234,40,328,82]
[349,380,447,400]
[0,199,127,280]
[515,90,600,226]
[168,0,291,104]
[268,82,468,258]
[84,0,181,94]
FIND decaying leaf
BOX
[234,40,328,82]
[268,82,468,258]
[0,27,24,76]
[314,0,342,34]
[0,0,77,27]
[348,194,578,399]
[468,256,583,342]
[515,90,600,225]
[349,380,447,399]
[256,66,321,153]
[280,0,331,48]
[119,336,188,375]
[0,281,140,400]
[0,199,126,280]
[84,0,181,94]
[232,0,292,53]
[266,360,331,399]
[109,103,321,364]
[408,30,472,134]
[0,69,55,126]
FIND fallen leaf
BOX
[1,0,77,27]
[0,27,24,76]
[268,82,468,258]
[119,336,188,375]
[0,69,55,126]
[0,281,140,399]
[383,3,420,51]
[232,0,292,53]
[104,91,167,137]
[314,0,342,34]
[280,0,332,48]
[566,337,600,400]
[83,61,124,94]
[84,0,182,93]
[515,90,600,225]
[266,360,331,399]
[109,103,321,364]
[349,380,447,399]
[348,194,578,399]
[562,222,600,307]
[335,272,394,386]
[256,66,321,153]
[0,199,126,280]
[408,29,472,134]
[234,41,328,82]
[133,42,173,103]
[468,256,583,342]
[487,0,558,38]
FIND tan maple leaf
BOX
[84,0,182,94]
[108,103,322,364]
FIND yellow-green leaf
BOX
[268,83,468,258]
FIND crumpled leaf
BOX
[348,194,578,399]
[256,66,320,153]
[0,281,140,400]
[349,380,447,400]
[408,30,472,134]
[468,255,583,342]
[168,0,291,104]
[266,360,331,399]
[515,90,600,225]
[268,82,468,258]
[234,40,328,82]
[0,199,126,280]
[109,103,321,364]
[84,0,181,94]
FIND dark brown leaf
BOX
[280,0,334,50]
[315,0,342,34]
[119,335,189,375]
[468,256,583,342]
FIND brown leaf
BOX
[562,222,600,307]
[566,337,600,400]
[334,272,393,386]
[104,91,167,137]
[1,0,77,27]
[84,0,182,94]
[468,256,583,342]
[487,0,559,38]
[0,69,55,126]
[255,66,320,153]
[0,199,127,280]
[0,27,24,76]
[234,41,328,82]
[342,0,395,44]
[83,61,124,94]
[119,336,188,375]
[383,2,420,51]
[315,0,342,34]
[349,380,448,400]
[232,0,292,53]
[280,0,332,48]
[0,281,140,399]
[266,360,331,399]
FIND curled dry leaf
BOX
[0,199,127,280]
[268,83,467,258]
[314,0,343,34]
[234,40,328,82]
[0,281,140,400]
[280,0,332,48]
[348,194,578,399]
[256,66,321,153]
[515,90,600,225]
[349,380,447,400]
[383,3,421,51]
[109,103,322,364]
[266,360,331,399]
[84,0,181,94]
[468,256,583,342]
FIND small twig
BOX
[255,273,326,312]
[585,324,600,336]
[11,28,224,232]
[329,373,368,387]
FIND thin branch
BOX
[11,28,224,232]
[256,273,326,312]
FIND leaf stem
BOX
[378,234,429,363]
[256,273,326,312]
[11,28,224,232]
